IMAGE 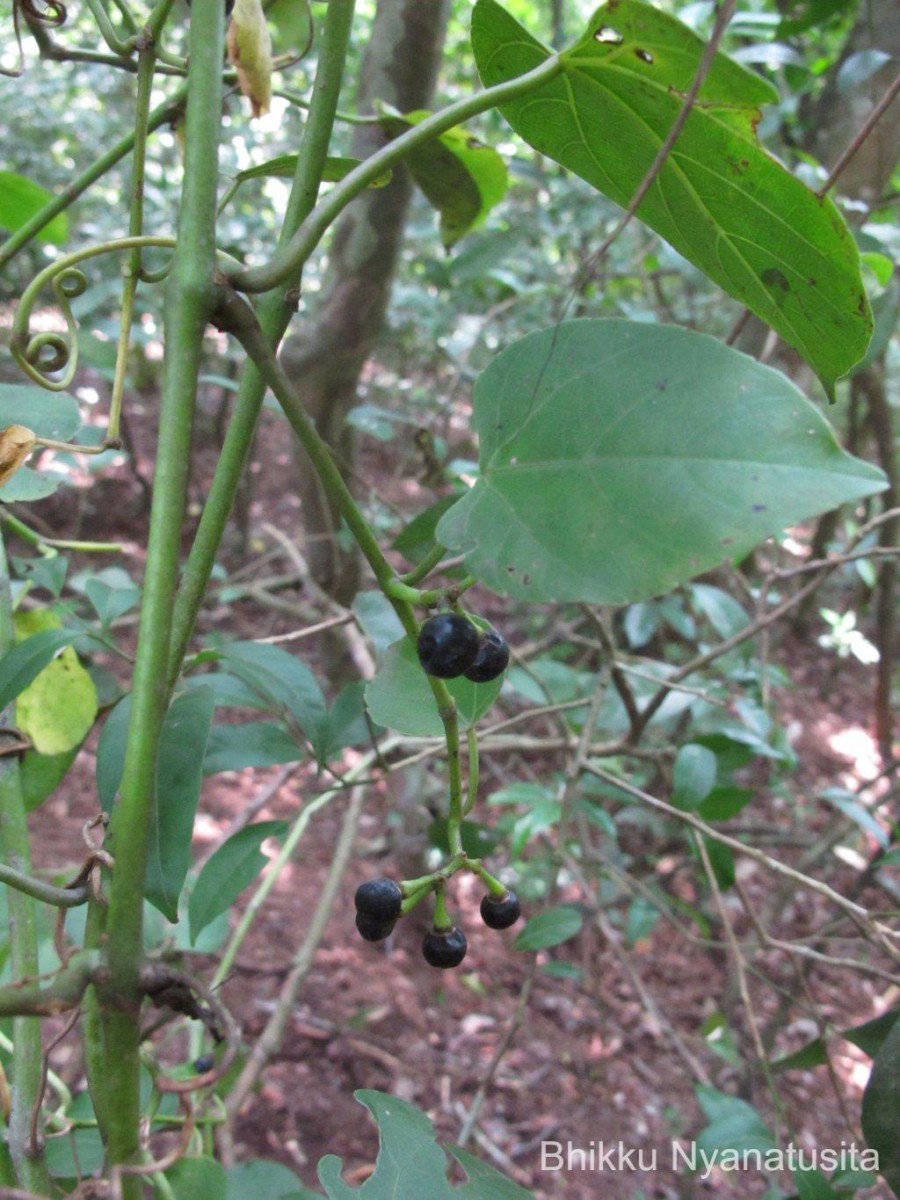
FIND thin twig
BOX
[584,764,900,955]
[457,962,537,1147]
[818,72,900,197]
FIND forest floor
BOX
[16,373,899,1200]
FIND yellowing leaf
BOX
[0,425,36,487]
[14,609,98,755]
[227,0,273,119]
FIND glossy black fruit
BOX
[464,629,510,683]
[417,614,480,679]
[355,878,403,923]
[480,890,521,930]
[422,925,468,969]
[356,912,396,942]
[193,1054,215,1074]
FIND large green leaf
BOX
[189,821,287,944]
[0,384,82,501]
[98,690,217,919]
[202,721,302,775]
[163,1156,228,1200]
[515,905,583,952]
[0,627,83,711]
[146,686,216,921]
[317,1090,533,1199]
[0,384,81,441]
[0,171,68,245]
[695,1086,778,1155]
[226,1157,315,1199]
[14,609,97,755]
[380,108,508,249]
[214,641,329,761]
[437,320,886,604]
[471,0,871,393]
[861,1013,900,1194]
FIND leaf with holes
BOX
[471,0,871,394]
[437,320,886,604]
[317,1090,533,1199]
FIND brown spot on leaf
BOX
[761,267,790,293]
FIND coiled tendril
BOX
[14,266,87,391]
[18,0,67,27]
[11,238,175,392]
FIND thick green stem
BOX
[166,0,358,691]
[229,53,564,293]
[0,537,51,1194]
[99,4,225,1187]
[0,952,102,1020]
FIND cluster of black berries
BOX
[416,614,509,683]
[355,878,521,969]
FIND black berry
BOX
[422,925,468,969]
[355,878,403,923]
[356,912,396,942]
[464,629,510,683]
[480,890,521,930]
[417,614,479,679]
[193,1054,215,1074]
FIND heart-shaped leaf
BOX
[471,0,872,394]
[437,320,886,604]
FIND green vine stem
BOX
[0,534,51,1193]
[107,35,157,446]
[432,887,452,931]
[0,952,103,1021]
[399,541,449,586]
[384,576,477,607]
[0,510,122,555]
[229,53,565,294]
[165,0,359,693]
[0,865,91,909]
[0,89,186,272]
[464,724,479,816]
[97,3,226,1188]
